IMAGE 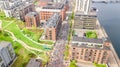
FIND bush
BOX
[28,53,36,57]
[69,60,77,67]
[3,32,9,36]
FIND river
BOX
[92,3,120,58]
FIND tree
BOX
[69,60,77,67]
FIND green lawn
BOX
[22,28,44,41]
[38,40,54,45]
[4,22,46,50]
[94,63,106,67]
[86,31,97,38]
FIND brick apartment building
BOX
[45,13,61,41]
[39,2,68,22]
[70,37,111,64]
[25,12,40,27]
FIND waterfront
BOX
[92,3,120,58]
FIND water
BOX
[92,3,120,58]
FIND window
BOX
[73,48,75,50]
[76,56,79,59]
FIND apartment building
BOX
[70,37,111,64]
[75,0,91,14]
[25,12,40,27]
[0,0,21,9]
[3,2,35,21]
[74,13,97,30]
[0,41,16,67]
[27,58,43,67]
[45,13,61,41]
[39,2,68,22]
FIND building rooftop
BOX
[45,13,60,28]
[26,12,38,17]
[72,36,103,44]
[40,0,52,2]
[4,1,33,10]
[0,41,11,50]
[72,42,110,50]
[43,3,64,9]
[26,58,42,67]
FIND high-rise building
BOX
[25,12,40,27]
[0,41,16,67]
[75,0,91,14]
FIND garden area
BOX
[0,11,52,66]
[0,10,53,50]
[0,31,37,67]
[22,28,44,42]
[85,31,97,38]
[22,28,54,45]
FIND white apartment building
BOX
[0,41,15,67]
[75,0,91,14]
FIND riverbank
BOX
[97,19,120,67]
[92,3,120,58]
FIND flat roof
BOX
[40,0,52,2]
[45,13,60,28]
[26,12,38,17]
[0,41,11,50]
[72,36,103,44]
[26,58,42,67]
[43,3,64,9]
[72,42,110,50]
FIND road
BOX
[47,21,69,67]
